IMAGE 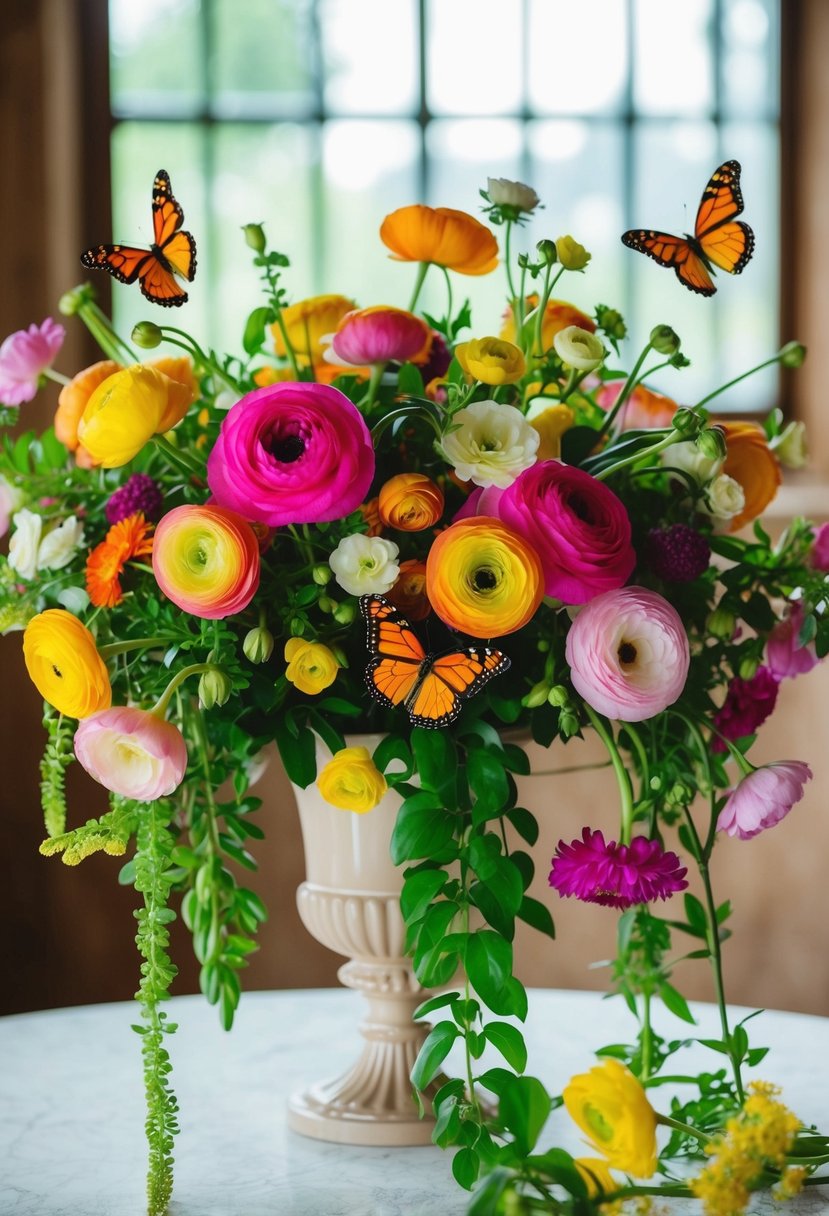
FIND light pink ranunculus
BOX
[451,484,504,522]
[498,461,636,603]
[765,603,819,679]
[206,381,375,527]
[73,706,187,801]
[810,522,829,572]
[717,761,813,840]
[329,306,431,366]
[0,318,65,406]
[595,380,678,431]
[565,586,690,722]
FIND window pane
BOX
[321,0,418,115]
[427,0,523,116]
[528,0,628,115]
[722,0,780,118]
[109,0,205,118]
[634,0,715,116]
[210,0,316,120]
[110,123,209,344]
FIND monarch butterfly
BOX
[80,169,197,307]
[360,594,510,730]
[621,160,754,296]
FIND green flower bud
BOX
[312,564,333,586]
[707,606,736,640]
[199,667,233,709]
[289,616,306,636]
[666,781,692,807]
[547,685,569,708]
[243,626,274,664]
[522,681,551,709]
[318,595,336,614]
[738,656,759,681]
[536,639,550,653]
[650,324,681,356]
[243,223,267,254]
[58,283,95,316]
[671,407,700,435]
[333,601,356,625]
[131,320,163,350]
[696,426,727,461]
[535,238,557,265]
[595,304,627,341]
[779,340,806,369]
[559,709,580,738]
[649,775,663,791]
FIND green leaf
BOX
[506,807,538,845]
[525,1149,587,1198]
[390,795,455,864]
[242,305,273,355]
[684,893,707,933]
[469,881,515,941]
[731,1023,749,1062]
[432,1095,461,1147]
[306,709,345,759]
[482,857,525,918]
[315,696,364,718]
[397,362,425,397]
[372,735,413,779]
[411,728,456,799]
[746,1046,770,1065]
[452,1147,480,1191]
[500,744,531,775]
[499,1075,551,1154]
[659,981,696,1025]
[561,424,601,466]
[411,1021,458,1090]
[517,896,555,939]
[466,931,512,1011]
[798,612,817,647]
[401,868,448,924]
[467,1168,513,1216]
[483,1022,527,1072]
[468,748,509,823]
[413,991,459,1020]
[274,722,316,787]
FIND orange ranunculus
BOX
[54,360,122,459]
[378,472,444,531]
[361,496,383,537]
[720,421,782,532]
[271,294,356,364]
[380,205,498,275]
[500,297,596,352]
[386,559,431,621]
[150,356,199,430]
[426,516,543,638]
[527,402,575,461]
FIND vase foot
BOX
[287,1080,434,1146]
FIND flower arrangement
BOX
[2,170,828,1216]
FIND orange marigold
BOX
[86,513,154,609]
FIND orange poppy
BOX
[380,205,498,275]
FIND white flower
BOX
[441,400,539,489]
[8,509,42,580]
[773,420,808,470]
[553,325,605,372]
[486,177,540,214]
[662,439,723,485]
[37,515,85,571]
[700,474,746,522]
[329,534,400,597]
[0,475,23,539]
[214,388,241,411]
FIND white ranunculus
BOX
[441,399,540,489]
[486,177,540,214]
[37,515,85,571]
[700,474,746,522]
[553,325,605,372]
[662,439,723,485]
[329,534,400,597]
[0,475,24,539]
[8,509,43,580]
[773,420,808,470]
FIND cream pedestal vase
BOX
[287,734,434,1146]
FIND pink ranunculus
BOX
[766,603,819,679]
[329,306,431,367]
[810,522,829,572]
[206,381,375,527]
[73,706,188,800]
[497,461,635,603]
[0,318,65,406]
[451,484,504,523]
[712,666,779,752]
[717,761,813,840]
[595,380,678,431]
[565,586,690,722]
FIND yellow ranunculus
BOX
[563,1059,658,1178]
[455,337,526,386]
[150,356,199,430]
[317,746,388,813]
[271,294,356,364]
[284,638,339,695]
[426,516,543,638]
[77,365,171,468]
[556,235,591,271]
[526,401,575,461]
[23,609,112,719]
[574,1158,618,1198]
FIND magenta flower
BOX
[497,461,635,603]
[766,603,819,679]
[0,318,65,406]
[74,706,188,801]
[329,306,431,367]
[646,524,710,583]
[712,666,779,752]
[549,828,688,908]
[717,761,813,840]
[207,381,375,526]
[565,586,690,722]
[810,522,829,572]
[106,473,163,525]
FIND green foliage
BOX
[40,797,139,866]
[39,709,74,838]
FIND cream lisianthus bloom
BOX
[37,515,85,571]
[553,325,605,372]
[662,439,723,484]
[773,420,808,470]
[701,473,746,522]
[441,400,539,489]
[8,508,43,580]
[328,534,400,596]
[486,177,540,215]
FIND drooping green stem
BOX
[694,353,783,410]
[152,663,218,718]
[272,309,301,379]
[77,299,137,364]
[155,327,241,393]
[152,434,204,477]
[656,1112,712,1145]
[408,261,430,312]
[595,341,653,440]
[441,266,453,329]
[504,221,519,326]
[595,430,682,482]
[42,367,71,387]
[99,636,178,659]
[584,706,635,844]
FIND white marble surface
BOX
[1,988,828,1215]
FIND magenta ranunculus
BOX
[766,603,819,679]
[717,761,813,840]
[497,461,635,603]
[0,318,65,406]
[73,706,188,800]
[330,306,431,367]
[712,666,779,752]
[206,381,375,526]
[810,522,829,572]
[565,586,690,722]
[549,827,688,908]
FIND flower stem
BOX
[365,362,386,409]
[656,1112,712,1145]
[152,663,217,717]
[595,431,682,482]
[157,328,241,393]
[42,367,72,387]
[584,706,635,844]
[441,266,453,329]
[99,636,176,659]
[408,261,430,313]
[640,987,654,1081]
[694,353,783,410]
[596,341,653,440]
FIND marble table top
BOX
[1,987,828,1215]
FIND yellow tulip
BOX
[317,746,387,813]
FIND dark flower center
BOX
[266,433,305,463]
[473,567,497,591]
[618,641,637,665]
[569,492,596,524]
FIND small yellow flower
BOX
[556,235,591,271]
[284,638,339,695]
[455,337,526,385]
[574,1157,618,1198]
[774,1166,807,1200]
[317,746,388,813]
[526,400,575,461]
[563,1059,658,1178]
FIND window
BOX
[108,0,780,408]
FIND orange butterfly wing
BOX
[408,649,511,729]
[695,160,754,275]
[620,230,715,297]
[136,257,190,308]
[152,171,197,281]
[362,595,426,710]
[80,244,153,285]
